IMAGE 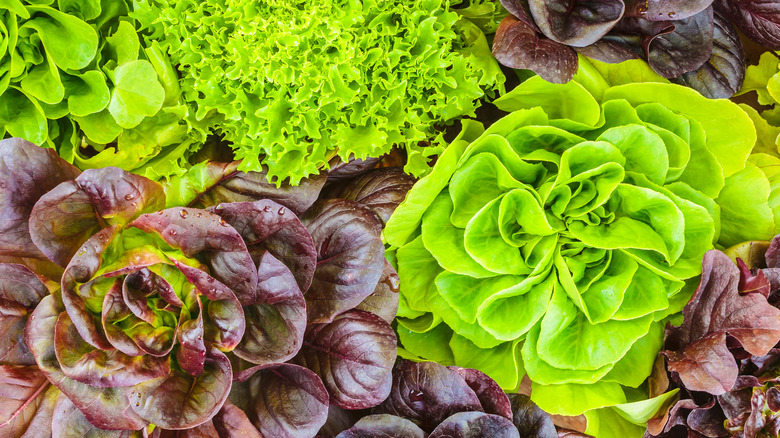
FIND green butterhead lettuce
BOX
[384,57,758,437]
[130,0,505,185]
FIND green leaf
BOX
[22,6,97,70]
[106,20,140,66]
[19,51,63,104]
[718,160,776,247]
[0,87,47,144]
[396,323,455,365]
[73,108,122,144]
[531,380,627,416]
[107,60,165,129]
[63,70,110,116]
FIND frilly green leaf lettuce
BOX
[384,59,760,437]
[130,0,505,185]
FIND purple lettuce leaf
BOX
[300,199,385,324]
[575,35,642,63]
[492,14,579,84]
[373,360,483,432]
[229,363,329,438]
[327,156,382,182]
[0,365,57,437]
[297,310,397,410]
[663,250,780,394]
[0,264,50,365]
[334,414,426,438]
[232,250,306,366]
[321,168,415,225]
[450,366,513,420]
[211,199,317,293]
[0,138,80,261]
[506,394,558,438]
[128,349,232,430]
[354,260,400,324]
[211,400,263,438]
[185,161,327,215]
[640,6,715,78]
[672,9,745,98]
[429,412,520,438]
[527,0,625,47]
[624,0,715,21]
[716,0,780,49]
[29,168,165,267]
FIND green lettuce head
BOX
[384,58,758,436]
[130,0,504,186]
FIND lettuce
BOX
[129,0,505,186]
[383,58,759,437]
[0,1,199,179]
[0,138,409,436]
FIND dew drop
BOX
[196,213,202,218]
[77,246,87,255]
[263,205,272,212]
[124,194,135,201]
[179,209,188,219]
[157,211,164,215]
[409,389,424,403]
[168,230,177,236]
[131,202,137,207]
[219,218,228,226]
[667,11,675,18]
[278,207,285,215]
[215,204,224,212]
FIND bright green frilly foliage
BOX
[129,0,505,185]
[384,57,758,437]
[0,0,196,179]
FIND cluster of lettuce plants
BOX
[0,137,415,436]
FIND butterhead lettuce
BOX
[384,58,759,436]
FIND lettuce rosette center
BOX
[385,60,758,434]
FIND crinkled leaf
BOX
[300,199,385,324]
[297,310,396,410]
[492,14,578,84]
[0,138,80,260]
